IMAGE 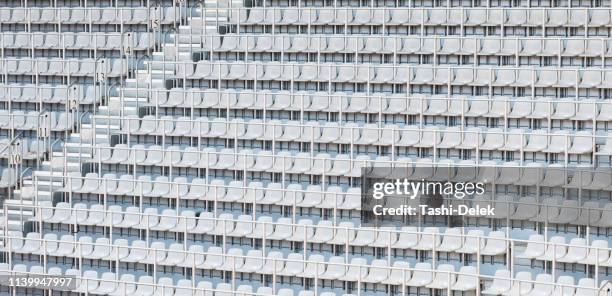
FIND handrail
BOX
[2,130,24,152]
[50,138,64,152]
[78,111,91,132]
[18,167,31,193]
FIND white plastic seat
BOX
[426,264,456,290]
[288,152,312,174]
[466,9,487,26]
[361,259,389,284]
[436,127,461,149]
[558,238,588,263]
[420,39,439,55]
[454,229,485,255]
[76,270,100,294]
[437,228,463,252]
[517,234,546,259]
[482,269,512,295]
[350,227,376,247]
[414,126,441,148]
[337,258,368,282]
[309,220,333,244]
[316,256,346,280]
[218,248,244,271]
[412,68,434,84]
[527,274,554,296]
[412,227,440,251]
[480,231,507,256]
[473,68,494,86]
[258,250,284,275]
[575,278,597,296]
[135,207,159,230]
[536,236,567,261]
[507,271,533,295]
[579,70,602,88]
[521,129,548,152]
[405,262,433,287]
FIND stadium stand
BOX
[0,0,610,295]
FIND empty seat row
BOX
[60,169,609,208]
[146,88,612,122]
[0,261,600,296]
[1,58,128,78]
[96,143,594,176]
[61,172,361,209]
[470,195,612,227]
[0,262,278,296]
[94,145,365,176]
[518,234,611,265]
[486,193,600,220]
[1,32,154,51]
[0,110,75,131]
[119,118,597,155]
[448,162,612,192]
[482,270,598,296]
[12,233,481,290]
[176,61,612,89]
[231,7,612,28]
[92,143,612,189]
[202,34,612,58]
[47,209,493,254]
[0,6,181,25]
[0,84,101,105]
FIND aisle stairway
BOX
[0,0,239,234]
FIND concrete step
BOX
[97,105,138,117]
[5,209,33,220]
[3,219,26,231]
[12,187,53,200]
[66,131,110,146]
[143,61,176,72]
[136,69,175,77]
[125,78,150,85]
[109,95,150,104]
[37,159,80,174]
[88,116,122,127]
[34,170,72,179]
[156,44,193,61]
[186,18,228,28]
[21,180,61,191]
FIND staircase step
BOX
[0,0,236,234]
[5,209,33,220]
[136,69,175,76]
